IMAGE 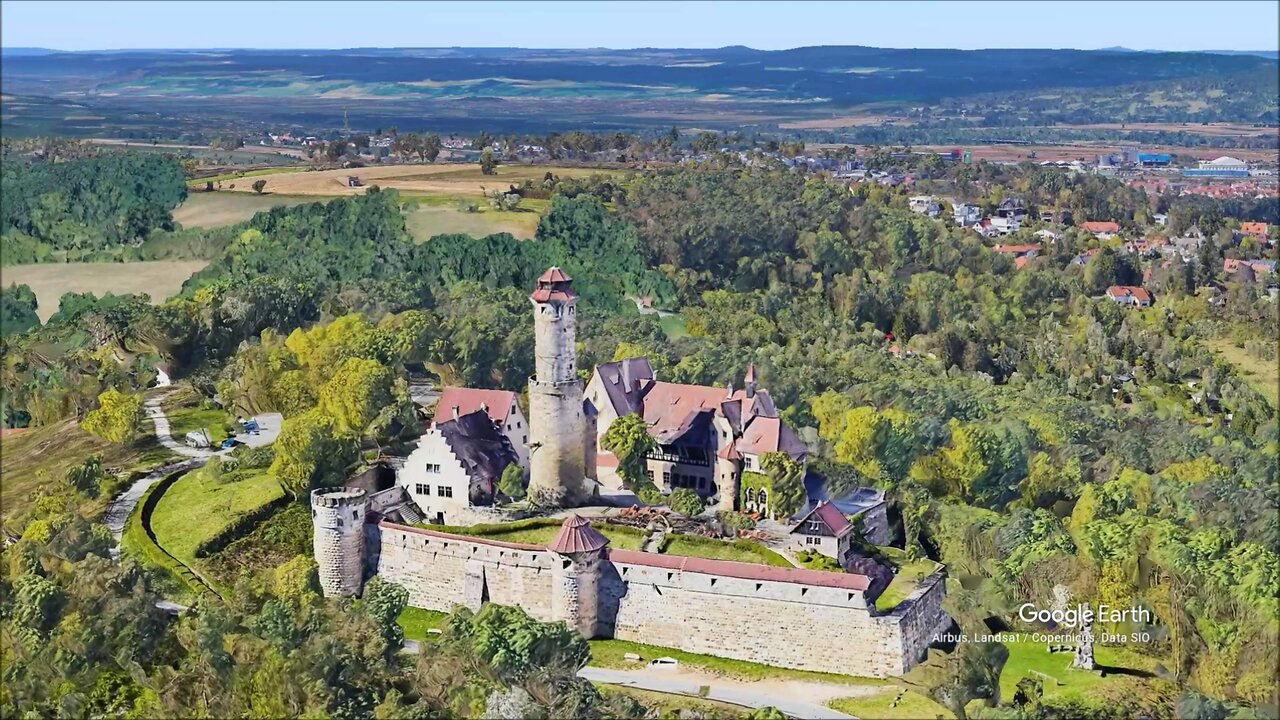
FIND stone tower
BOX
[311,487,368,597]
[528,267,590,506]
[547,514,608,638]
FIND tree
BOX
[499,462,525,501]
[479,149,497,175]
[669,487,705,517]
[65,455,105,498]
[252,179,267,194]
[269,409,353,497]
[601,414,655,488]
[0,283,40,337]
[422,134,442,162]
[317,357,396,437]
[80,388,145,445]
[761,452,805,520]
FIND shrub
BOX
[717,511,756,533]
[669,488,705,517]
[633,481,664,506]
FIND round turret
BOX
[548,515,608,638]
[311,487,369,597]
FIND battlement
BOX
[312,487,367,508]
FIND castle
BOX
[312,268,949,678]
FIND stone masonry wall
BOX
[374,523,556,622]
[370,521,947,678]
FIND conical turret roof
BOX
[547,514,610,554]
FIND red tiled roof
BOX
[530,266,578,303]
[1239,222,1268,237]
[547,514,610,554]
[608,548,870,591]
[642,381,740,438]
[1080,221,1120,233]
[1106,285,1151,303]
[538,266,572,283]
[437,387,518,424]
[792,501,853,537]
[1014,256,1031,269]
[736,415,807,461]
[717,443,741,460]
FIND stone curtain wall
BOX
[375,523,556,621]
[370,521,948,678]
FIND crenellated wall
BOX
[367,520,948,678]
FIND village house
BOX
[953,203,982,227]
[1223,258,1277,279]
[908,195,941,217]
[1238,222,1269,239]
[1080,221,1121,240]
[1106,285,1153,308]
[789,502,857,568]
[398,409,520,525]
[434,387,529,468]
[586,359,807,508]
[993,243,1040,259]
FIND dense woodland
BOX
[1,152,1278,718]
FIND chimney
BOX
[480,401,488,413]
[452,405,460,420]
[744,363,757,398]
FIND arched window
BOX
[745,488,756,507]
[757,488,768,512]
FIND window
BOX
[425,463,441,473]
[758,488,768,509]
[662,471,671,485]
[438,486,453,498]
[744,456,754,470]
[745,488,756,505]
[522,435,527,444]
[807,520,824,534]
[415,483,429,496]
[646,469,654,482]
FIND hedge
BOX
[122,469,218,600]
[193,494,291,558]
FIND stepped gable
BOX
[547,514,610,554]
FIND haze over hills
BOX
[2,44,1276,136]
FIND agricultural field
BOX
[1,260,209,321]
[172,192,325,229]
[220,162,615,198]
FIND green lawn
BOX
[1205,338,1278,408]
[418,517,646,550]
[875,556,941,612]
[397,607,449,641]
[658,313,688,339]
[997,638,1156,704]
[589,638,889,686]
[829,688,954,719]
[149,464,284,568]
[595,685,748,718]
[165,406,234,445]
[660,534,793,567]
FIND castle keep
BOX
[526,267,596,506]
[311,267,949,678]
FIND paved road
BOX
[103,457,208,556]
[578,667,854,719]
[145,398,218,458]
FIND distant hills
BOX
[2,45,1275,135]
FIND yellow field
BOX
[223,162,614,198]
[173,192,325,229]
[1,260,208,321]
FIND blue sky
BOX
[2,1,1277,52]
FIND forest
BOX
[1,150,1277,718]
